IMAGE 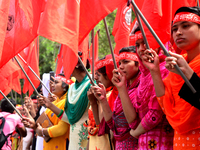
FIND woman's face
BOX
[172,21,200,51]
[52,80,64,97]
[94,71,100,85]
[119,59,139,81]
[136,38,159,59]
[98,72,112,88]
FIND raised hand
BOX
[112,69,126,89]
[91,83,107,103]
[165,51,193,79]
[24,96,33,112]
[38,95,53,108]
[87,88,97,105]
[141,49,160,72]
[22,106,37,130]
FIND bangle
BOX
[42,128,45,137]
[57,109,64,118]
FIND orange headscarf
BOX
[158,53,200,134]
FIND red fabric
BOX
[79,0,127,44]
[89,31,99,72]
[138,0,197,49]
[108,86,118,112]
[0,60,21,100]
[38,0,80,60]
[173,12,200,25]
[79,35,89,67]
[62,46,78,80]
[140,0,172,49]
[112,3,132,54]
[0,0,43,69]
[62,35,89,80]
[118,52,138,62]
[19,40,40,96]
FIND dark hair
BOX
[58,73,69,92]
[97,56,107,78]
[76,52,90,72]
[119,46,139,66]
[133,26,141,34]
[175,6,200,16]
[37,84,42,93]
[173,6,200,29]
[119,46,136,54]
[1,99,16,113]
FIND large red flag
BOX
[0,60,21,100]
[112,3,132,54]
[0,0,43,68]
[138,0,197,49]
[18,40,40,96]
[62,35,89,79]
[38,0,80,56]
[79,0,127,44]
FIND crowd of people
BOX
[1,6,200,150]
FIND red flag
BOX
[79,35,89,67]
[0,60,21,100]
[18,40,40,96]
[139,0,197,49]
[62,35,89,79]
[62,46,78,80]
[0,0,43,68]
[112,3,132,54]
[79,0,127,44]
[38,0,80,56]
[89,31,99,71]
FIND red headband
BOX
[55,75,74,85]
[95,55,118,71]
[173,12,200,25]
[133,30,143,42]
[118,52,138,61]
[32,99,38,104]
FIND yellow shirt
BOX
[43,92,70,150]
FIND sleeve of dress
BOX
[59,112,69,124]
[141,109,164,131]
[178,72,200,110]
[47,120,69,138]
[106,117,114,132]
[16,115,25,128]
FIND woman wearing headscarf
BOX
[141,6,200,150]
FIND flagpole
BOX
[103,18,118,69]
[0,90,23,118]
[17,54,53,96]
[14,57,40,96]
[78,56,96,86]
[132,7,150,49]
[92,29,95,80]
[131,0,196,93]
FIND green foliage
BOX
[93,10,117,59]
[39,36,60,76]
